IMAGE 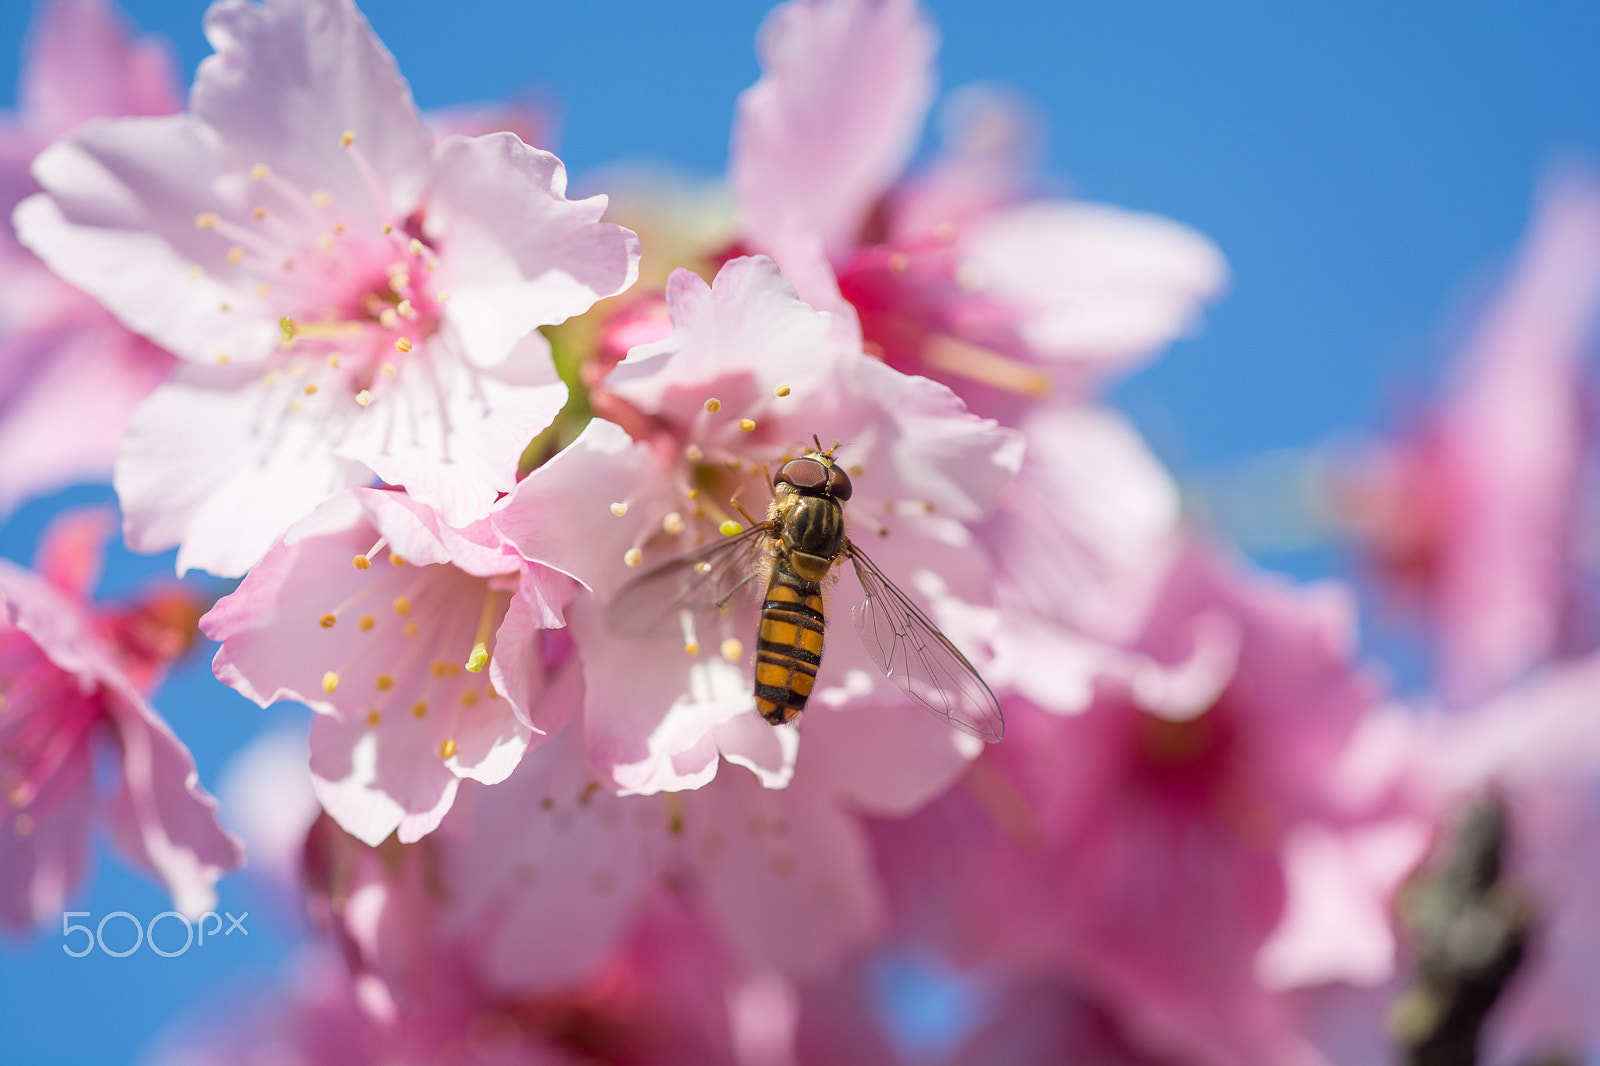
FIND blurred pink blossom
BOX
[1335,171,1600,706]
[201,487,577,845]
[0,0,180,515]
[730,0,1227,413]
[0,507,240,930]
[15,0,640,577]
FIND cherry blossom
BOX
[730,0,1227,412]
[1330,171,1600,706]
[15,0,640,577]
[494,254,1021,797]
[200,487,576,845]
[0,508,239,930]
[0,0,180,515]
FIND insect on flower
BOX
[605,438,1004,741]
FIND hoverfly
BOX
[604,440,1004,742]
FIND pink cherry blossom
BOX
[201,487,576,845]
[1331,171,1600,706]
[730,0,1227,412]
[15,0,641,577]
[494,254,1020,797]
[0,0,180,515]
[866,545,1430,1066]
[0,507,240,930]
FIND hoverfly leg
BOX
[730,494,762,528]
[714,569,761,613]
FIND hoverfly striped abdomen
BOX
[754,565,826,725]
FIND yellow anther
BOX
[355,390,372,407]
[255,283,271,298]
[381,222,393,234]
[396,299,414,318]
[720,638,745,663]
[379,308,399,329]
[719,520,743,537]
[393,596,412,616]
[249,164,270,180]
[431,661,449,678]
[216,353,230,366]
[609,501,629,517]
[340,130,355,147]
[460,690,479,707]
[195,212,218,230]
[403,621,419,637]
[439,738,457,760]
[279,316,296,343]
[684,641,700,657]
[327,354,341,370]
[738,418,756,432]
[288,362,307,377]
[227,246,245,264]
[353,554,371,570]
[624,548,643,567]
[774,384,792,397]
[662,511,686,535]
[684,443,704,462]
[466,642,489,673]
[219,302,231,312]
[703,398,721,413]
[312,189,331,208]
[253,207,267,220]
[365,709,381,726]
[303,384,318,396]
[390,554,406,567]
[322,671,340,693]
[375,674,394,692]
[358,615,375,632]
[318,613,337,629]
[409,238,424,256]
[381,364,398,378]
[411,701,427,718]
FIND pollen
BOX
[358,615,375,632]
[703,398,721,413]
[684,641,700,656]
[340,130,356,147]
[773,383,791,397]
[394,337,412,354]
[195,212,218,230]
[662,511,686,535]
[720,638,745,663]
[719,520,743,536]
[353,554,371,570]
[412,701,428,718]
[624,548,643,567]
[465,642,489,673]
[355,390,372,407]
[439,738,457,760]
[322,671,340,693]
[393,596,412,616]
[738,418,756,432]
[375,674,394,692]
[318,613,337,629]
[609,501,629,517]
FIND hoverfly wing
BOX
[603,523,774,639]
[845,541,1005,742]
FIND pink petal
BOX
[425,132,641,370]
[733,0,937,258]
[33,506,116,600]
[21,0,181,136]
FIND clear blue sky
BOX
[1,3,1598,1063]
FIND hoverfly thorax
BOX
[771,452,850,584]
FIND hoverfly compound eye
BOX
[826,464,853,500]
[776,457,830,493]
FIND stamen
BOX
[773,384,792,397]
[375,674,394,691]
[662,512,686,535]
[719,520,743,536]
[624,549,643,567]
[393,596,412,616]
[412,701,428,718]
[358,615,375,632]
[340,130,355,147]
[249,164,271,181]
[609,502,629,517]
[460,690,479,707]
[365,709,381,726]
[465,587,500,673]
[394,338,413,353]
[720,638,745,663]
[439,738,457,760]
[738,419,756,432]
[195,212,218,230]
[390,555,406,567]
[355,390,372,407]
[704,398,722,413]
[322,671,340,693]
[319,613,337,629]
[921,335,1049,397]
[684,641,700,656]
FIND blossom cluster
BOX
[3,1,1599,1064]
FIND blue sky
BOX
[1,2,1598,1063]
